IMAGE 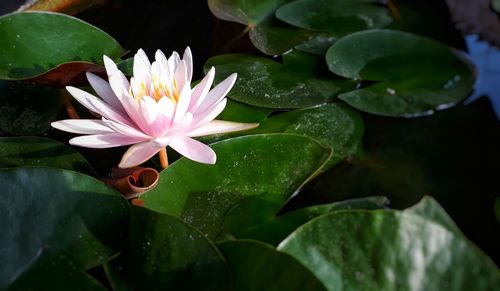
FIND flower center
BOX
[132,76,180,104]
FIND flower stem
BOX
[159,147,169,170]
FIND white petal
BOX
[173,84,192,123]
[103,55,132,102]
[183,47,193,83]
[102,118,151,139]
[51,119,114,134]
[195,73,236,114]
[86,72,125,113]
[139,96,161,125]
[118,141,164,168]
[169,136,216,164]
[168,51,180,75]
[174,60,187,93]
[66,86,133,127]
[189,67,215,112]
[187,120,258,137]
[157,96,176,121]
[69,133,144,148]
[133,49,152,91]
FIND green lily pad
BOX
[221,196,387,245]
[251,103,364,168]
[105,207,231,291]
[209,0,311,55]
[276,0,392,36]
[0,167,129,290]
[218,240,327,290]
[249,14,313,55]
[205,51,356,108]
[279,209,500,290]
[0,136,94,176]
[295,34,337,55]
[0,11,124,80]
[326,29,475,117]
[219,99,273,123]
[208,0,286,26]
[493,0,500,13]
[0,80,63,135]
[404,196,460,234]
[203,103,364,170]
[141,134,331,238]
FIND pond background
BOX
[1,0,499,264]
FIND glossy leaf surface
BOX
[0,167,128,290]
[141,134,331,238]
[326,29,475,117]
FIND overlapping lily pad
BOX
[276,0,392,36]
[218,240,327,290]
[105,207,231,291]
[208,0,324,55]
[140,134,331,238]
[204,103,364,169]
[0,80,63,135]
[0,11,124,80]
[0,167,129,290]
[0,136,94,175]
[279,202,500,290]
[221,196,387,245]
[205,51,356,108]
[326,29,475,117]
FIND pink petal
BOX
[192,98,227,126]
[168,51,180,76]
[169,136,216,164]
[189,67,215,112]
[51,119,114,134]
[86,72,125,113]
[118,140,164,168]
[66,86,134,127]
[173,84,192,124]
[102,118,151,139]
[133,49,152,87]
[195,73,237,114]
[174,60,187,93]
[183,47,193,83]
[187,120,258,137]
[69,133,144,149]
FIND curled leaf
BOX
[102,167,159,199]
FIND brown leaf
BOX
[26,61,106,87]
[18,0,106,15]
[102,167,160,199]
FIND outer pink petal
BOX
[103,55,130,96]
[69,133,144,148]
[169,136,216,164]
[102,118,151,139]
[86,72,125,113]
[192,98,227,126]
[187,120,258,137]
[189,67,215,112]
[118,140,164,168]
[174,85,192,124]
[195,73,236,114]
[51,119,114,134]
[66,86,134,127]
[183,47,193,83]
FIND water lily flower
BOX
[52,47,257,168]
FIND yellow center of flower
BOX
[132,76,180,104]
